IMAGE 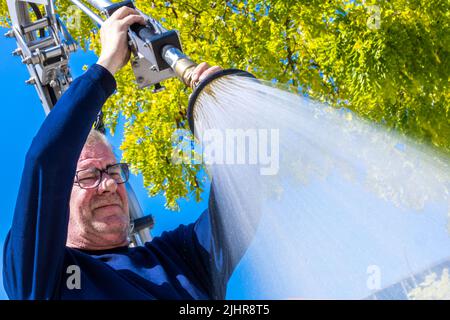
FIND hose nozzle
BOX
[162,45,198,89]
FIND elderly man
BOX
[3,7,246,299]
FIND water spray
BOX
[186,69,255,135]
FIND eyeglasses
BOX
[74,163,130,189]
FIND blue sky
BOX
[0,27,251,300]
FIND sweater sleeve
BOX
[3,64,116,300]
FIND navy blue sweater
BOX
[3,64,245,300]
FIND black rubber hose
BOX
[29,3,45,38]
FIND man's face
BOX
[68,141,130,248]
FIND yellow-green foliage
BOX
[1,0,449,210]
[0,1,9,27]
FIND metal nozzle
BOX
[161,45,198,88]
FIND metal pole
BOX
[69,0,104,25]
[85,0,114,10]
[162,45,198,88]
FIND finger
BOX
[110,6,140,20]
[198,66,223,82]
[120,14,146,28]
[191,62,210,84]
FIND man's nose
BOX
[97,174,118,194]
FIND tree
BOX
[1,0,449,210]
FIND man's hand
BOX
[97,7,145,76]
[190,62,223,88]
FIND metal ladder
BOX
[4,0,154,246]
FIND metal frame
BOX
[4,0,157,246]
[6,0,77,113]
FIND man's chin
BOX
[92,215,129,234]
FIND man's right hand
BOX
[97,7,145,76]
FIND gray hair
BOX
[84,128,114,152]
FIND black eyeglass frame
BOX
[73,163,130,189]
